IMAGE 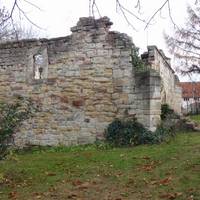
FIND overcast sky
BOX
[3,0,198,81]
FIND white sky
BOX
[2,0,198,81]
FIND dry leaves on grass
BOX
[8,191,18,200]
[72,180,91,190]
[44,171,56,176]
[139,160,162,172]
[159,192,183,199]
[151,176,173,186]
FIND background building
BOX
[179,82,200,114]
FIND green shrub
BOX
[0,96,35,160]
[161,104,175,120]
[160,103,186,132]
[105,118,175,147]
[105,118,156,147]
[153,123,175,143]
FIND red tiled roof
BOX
[179,82,200,98]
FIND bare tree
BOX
[0,7,16,41]
[1,0,199,42]
[0,0,40,42]
[0,6,37,42]
[0,7,26,42]
[3,0,187,31]
[89,0,198,30]
[13,23,38,40]
[1,0,41,28]
[3,0,198,31]
[165,4,200,75]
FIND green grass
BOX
[0,132,200,199]
[189,114,200,123]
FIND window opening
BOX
[33,54,44,79]
[184,98,189,101]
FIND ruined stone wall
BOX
[141,46,182,114]
[0,17,140,146]
[135,71,161,131]
[0,17,175,146]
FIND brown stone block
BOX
[42,117,51,123]
[50,94,60,101]
[94,77,110,83]
[78,77,88,81]
[95,88,107,93]
[0,82,11,86]
[47,78,57,85]
[80,70,95,76]
[0,86,9,91]
[34,129,44,135]
[104,68,113,76]
[98,116,113,123]
[79,60,93,67]
[120,94,129,104]
[11,86,23,90]
[60,95,69,103]
[72,99,85,107]
[86,105,95,111]
[60,105,69,110]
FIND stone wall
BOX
[0,17,139,146]
[0,17,180,147]
[141,46,182,114]
[135,71,161,131]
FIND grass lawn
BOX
[189,115,200,123]
[0,132,200,200]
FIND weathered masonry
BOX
[0,17,181,146]
[141,46,182,114]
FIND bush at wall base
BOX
[105,118,173,147]
[0,96,35,160]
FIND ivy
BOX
[0,96,36,160]
[130,46,147,72]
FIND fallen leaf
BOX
[150,180,158,185]
[142,156,151,160]
[8,191,17,199]
[45,172,56,176]
[159,192,182,199]
[77,182,90,190]
[175,192,183,197]
[72,180,82,186]
[159,176,172,186]
[159,193,176,199]
[188,195,194,200]
[67,193,78,198]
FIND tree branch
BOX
[22,0,42,11]
[167,0,179,29]
[116,0,137,30]
[0,0,17,27]
[181,64,200,75]
[90,0,146,30]
[14,1,42,29]
[145,0,169,29]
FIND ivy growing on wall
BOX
[130,46,150,72]
[130,46,145,71]
[0,96,36,160]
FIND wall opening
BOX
[28,47,48,82]
[33,54,45,79]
